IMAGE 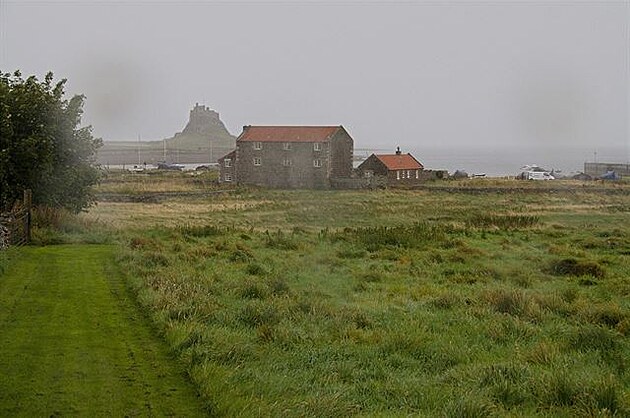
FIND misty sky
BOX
[1,0,628,156]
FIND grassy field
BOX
[81,171,630,416]
[0,245,206,416]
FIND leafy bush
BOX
[0,71,101,212]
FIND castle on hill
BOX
[176,103,229,137]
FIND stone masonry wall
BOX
[329,129,354,179]
[237,141,330,189]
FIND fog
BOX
[2,0,629,164]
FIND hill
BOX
[97,104,236,166]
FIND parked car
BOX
[157,161,184,171]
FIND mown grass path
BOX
[0,245,206,416]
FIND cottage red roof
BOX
[238,126,341,143]
[375,153,424,170]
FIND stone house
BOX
[357,148,432,187]
[218,149,236,183]
[219,125,353,189]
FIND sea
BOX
[387,144,629,177]
[104,144,629,178]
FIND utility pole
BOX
[137,134,141,166]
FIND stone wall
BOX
[329,129,354,179]
[236,141,330,189]
[356,155,389,176]
[330,176,387,190]
[218,150,237,184]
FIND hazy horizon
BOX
[2,0,629,162]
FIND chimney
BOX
[395,146,401,155]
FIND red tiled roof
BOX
[238,126,341,143]
[375,153,423,170]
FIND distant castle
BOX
[178,103,228,136]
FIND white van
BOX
[527,171,554,180]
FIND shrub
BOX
[430,292,461,310]
[351,311,373,329]
[547,258,605,278]
[444,394,494,418]
[467,214,539,230]
[577,376,626,416]
[0,71,101,213]
[332,222,445,251]
[358,271,382,284]
[480,363,530,408]
[256,324,275,342]
[177,224,222,238]
[568,325,618,352]
[525,341,559,365]
[336,247,367,259]
[582,303,627,328]
[264,230,298,250]
[245,262,266,276]
[129,236,159,250]
[239,279,269,299]
[228,245,253,262]
[542,373,579,407]
[269,278,290,296]
[484,288,527,316]
[142,251,170,268]
[238,301,280,327]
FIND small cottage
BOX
[357,148,429,187]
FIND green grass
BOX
[0,245,206,416]
[109,183,630,416]
[51,176,629,416]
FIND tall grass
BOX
[109,185,630,416]
[331,222,446,251]
[31,206,114,245]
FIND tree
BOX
[0,71,102,213]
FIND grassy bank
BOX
[0,245,206,416]
[108,183,630,416]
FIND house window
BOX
[224,173,232,182]
[283,142,291,150]
[313,159,322,168]
[253,157,262,166]
[224,158,232,168]
[407,170,412,178]
[416,170,419,179]
[253,142,262,150]
[282,159,292,167]
[396,170,401,180]
[313,143,322,151]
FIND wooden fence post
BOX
[23,189,32,244]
